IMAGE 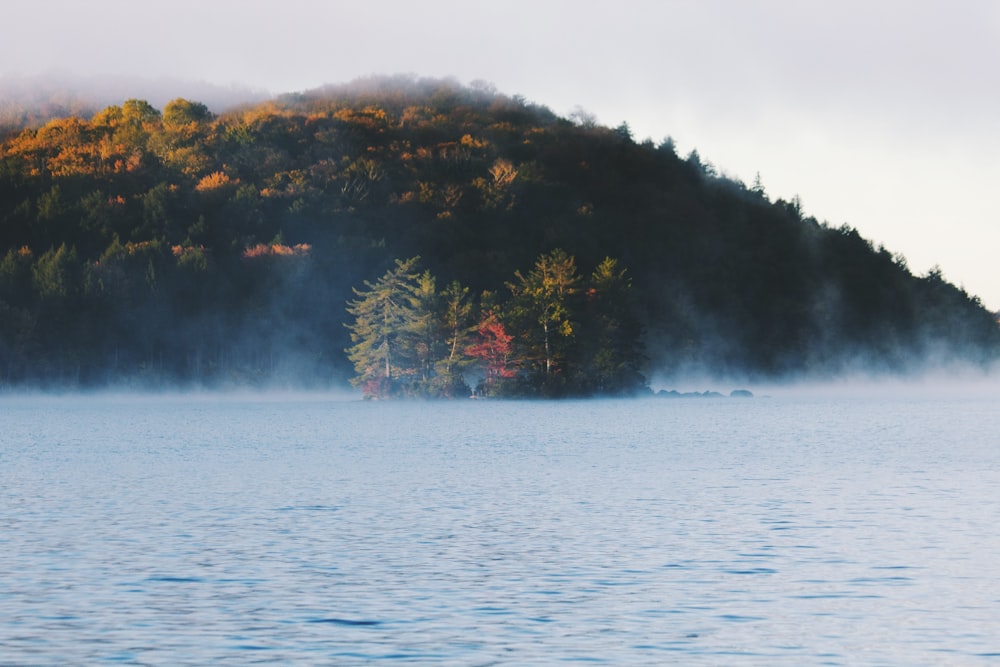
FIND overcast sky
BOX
[4,0,998,308]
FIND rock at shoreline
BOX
[654,388,754,398]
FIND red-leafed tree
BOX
[466,310,517,396]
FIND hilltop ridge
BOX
[1,76,997,390]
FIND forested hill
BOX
[1,76,997,392]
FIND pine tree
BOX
[402,269,439,391]
[344,257,422,398]
[579,257,646,395]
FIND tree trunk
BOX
[543,320,552,375]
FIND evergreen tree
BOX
[578,257,646,395]
[402,269,440,392]
[345,257,422,398]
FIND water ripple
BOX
[3,396,1000,664]
[307,618,383,626]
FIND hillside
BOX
[1,75,997,392]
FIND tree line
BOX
[1,75,997,389]
[345,250,645,398]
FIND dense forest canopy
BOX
[1,75,997,392]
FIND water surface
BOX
[2,393,999,664]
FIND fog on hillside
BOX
[1,77,997,394]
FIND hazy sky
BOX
[4,0,998,308]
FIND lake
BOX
[2,390,1000,665]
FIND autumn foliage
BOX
[0,76,997,389]
[465,312,517,395]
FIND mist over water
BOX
[653,358,1000,399]
[3,391,1000,664]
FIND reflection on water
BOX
[2,395,1000,664]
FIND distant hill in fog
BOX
[0,73,269,131]
[0,75,997,391]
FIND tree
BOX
[121,99,162,126]
[614,121,633,142]
[163,99,212,127]
[434,280,474,396]
[33,243,82,300]
[402,269,439,388]
[658,135,677,155]
[345,257,422,397]
[579,257,646,395]
[154,99,213,175]
[506,248,580,388]
[466,309,516,396]
[686,148,716,178]
[113,99,161,161]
